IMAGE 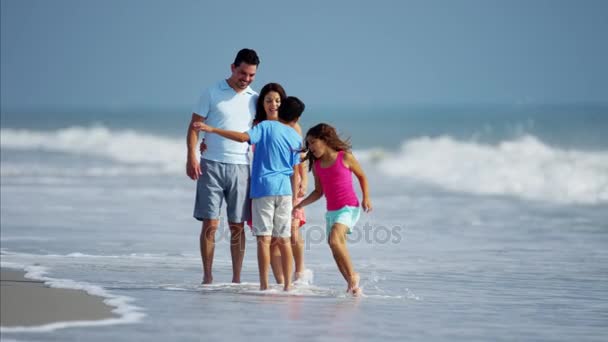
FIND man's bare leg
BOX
[257,236,271,290]
[229,222,246,283]
[200,219,219,284]
[269,238,284,284]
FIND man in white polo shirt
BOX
[186,48,259,284]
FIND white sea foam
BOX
[0,126,185,173]
[0,261,145,333]
[373,135,608,205]
[3,127,607,204]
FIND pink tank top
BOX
[314,151,360,211]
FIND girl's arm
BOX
[293,167,323,211]
[343,152,373,213]
[297,160,308,197]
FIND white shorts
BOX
[252,196,293,238]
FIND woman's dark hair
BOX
[303,123,351,172]
[254,83,287,124]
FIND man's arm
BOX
[192,122,250,143]
[186,113,205,180]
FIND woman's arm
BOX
[343,152,372,213]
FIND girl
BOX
[293,123,372,296]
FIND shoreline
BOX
[0,267,120,330]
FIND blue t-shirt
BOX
[247,121,302,198]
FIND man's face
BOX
[229,63,257,90]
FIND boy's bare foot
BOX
[294,272,303,281]
[283,284,292,292]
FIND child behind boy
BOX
[193,96,305,291]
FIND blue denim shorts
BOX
[325,206,361,236]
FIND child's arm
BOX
[297,161,308,197]
[290,166,300,205]
[293,167,323,211]
[192,122,249,143]
[343,152,373,213]
[293,123,308,197]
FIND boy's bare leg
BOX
[278,237,294,291]
[291,219,305,279]
[257,236,272,290]
[328,223,360,294]
[269,238,284,284]
[229,222,246,283]
[200,219,219,284]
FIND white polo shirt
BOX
[193,80,257,164]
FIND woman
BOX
[200,82,308,284]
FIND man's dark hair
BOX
[279,96,305,122]
[234,48,260,67]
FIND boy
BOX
[193,96,305,291]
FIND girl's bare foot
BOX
[347,273,360,295]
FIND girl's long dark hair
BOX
[254,83,287,124]
[303,123,351,172]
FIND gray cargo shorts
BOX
[193,158,251,223]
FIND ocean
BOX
[1,104,607,341]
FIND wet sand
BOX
[0,268,118,327]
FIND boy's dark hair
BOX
[234,48,260,67]
[278,96,305,123]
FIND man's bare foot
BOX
[202,275,213,285]
[232,277,241,284]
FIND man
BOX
[186,48,259,284]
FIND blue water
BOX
[1,105,608,341]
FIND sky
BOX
[1,0,607,110]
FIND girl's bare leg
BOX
[328,223,360,295]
